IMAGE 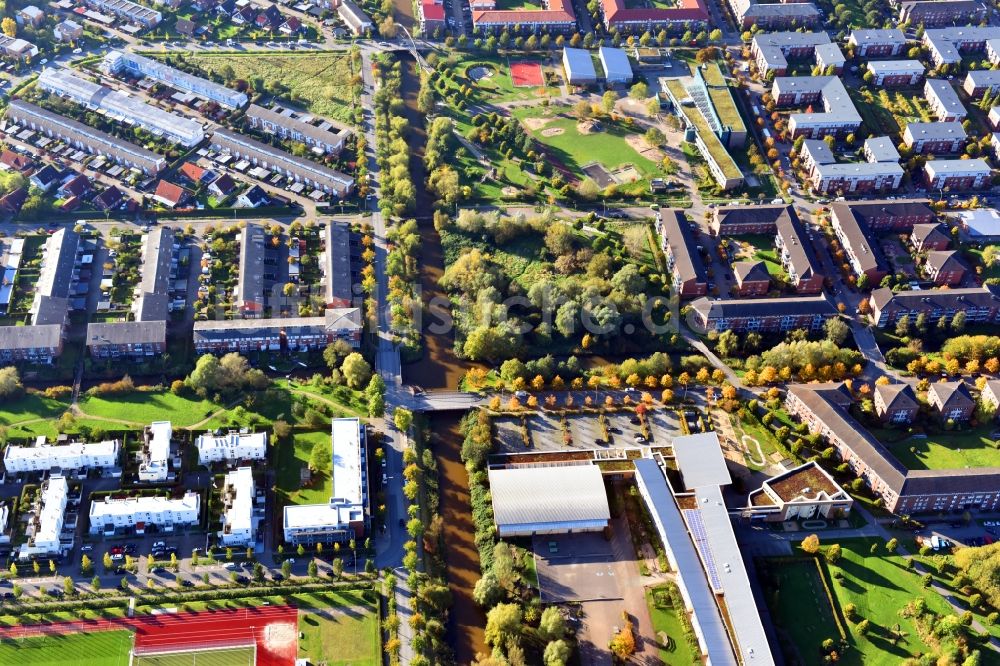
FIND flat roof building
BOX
[866,60,924,87]
[6,100,166,174]
[923,26,1000,66]
[903,120,966,154]
[489,463,610,537]
[283,418,368,544]
[19,476,68,559]
[39,68,203,147]
[848,28,907,57]
[84,0,161,26]
[747,461,852,522]
[196,430,267,465]
[138,421,171,483]
[220,467,255,547]
[924,158,991,190]
[103,51,248,109]
[925,79,967,122]
[89,492,200,534]
[959,208,1000,241]
[4,437,120,474]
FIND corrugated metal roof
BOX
[488,464,609,529]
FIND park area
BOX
[275,429,334,506]
[761,539,975,665]
[164,53,358,124]
[512,105,660,194]
[879,424,1000,470]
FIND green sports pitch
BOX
[130,645,255,666]
[0,630,133,666]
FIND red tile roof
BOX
[601,0,709,24]
[0,149,33,172]
[153,180,187,207]
[179,161,205,183]
[422,2,445,20]
[473,0,575,25]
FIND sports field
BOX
[132,645,256,666]
[0,630,133,666]
[510,61,544,87]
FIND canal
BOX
[396,53,487,663]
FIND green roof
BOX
[665,78,742,181]
[700,62,746,133]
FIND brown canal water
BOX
[396,53,487,663]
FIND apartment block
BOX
[772,77,862,139]
[655,210,707,298]
[196,430,267,465]
[923,26,1000,66]
[869,284,1000,328]
[220,467,255,547]
[902,121,966,154]
[89,493,200,535]
[19,476,68,559]
[246,104,351,156]
[963,69,1000,99]
[899,0,987,27]
[866,60,924,87]
[689,295,837,333]
[192,309,362,354]
[103,51,248,109]
[924,159,991,190]
[752,31,839,76]
[848,28,907,57]
[4,437,120,474]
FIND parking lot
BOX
[493,407,682,455]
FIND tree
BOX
[602,90,619,113]
[826,543,842,563]
[80,554,93,575]
[801,533,821,554]
[472,572,504,607]
[825,317,850,345]
[644,127,665,147]
[63,577,74,596]
[573,99,592,119]
[307,560,318,577]
[484,603,522,647]
[341,353,372,389]
[629,81,649,99]
[0,366,23,399]
[103,552,113,571]
[331,558,344,579]
[91,576,101,591]
[281,560,292,578]
[544,639,571,666]
[609,612,636,659]
[538,606,567,641]
[393,407,413,433]
[1,18,15,38]
[886,537,898,553]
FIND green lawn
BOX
[77,391,220,428]
[730,413,784,470]
[298,604,379,666]
[0,630,133,665]
[761,559,839,666]
[0,393,71,437]
[452,54,560,104]
[133,646,254,666]
[739,234,787,279]
[966,247,1000,281]
[883,425,1000,470]
[276,429,333,506]
[645,585,700,665]
[825,539,958,664]
[513,106,658,179]
[165,53,358,124]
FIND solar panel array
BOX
[683,508,724,592]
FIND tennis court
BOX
[510,61,544,87]
[132,645,256,666]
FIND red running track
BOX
[0,606,299,666]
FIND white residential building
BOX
[138,421,171,483]
[4,436,119,474]
[103,51,248,110]
[88,492,200,534]
[283,418,367,544]
[220,467,255,547]
[19,476,68,559]
[196,431,267,465]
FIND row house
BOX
[599,0,709,31]
[772,77,862,139]
[868,284,1000,328]
[785,383,1000,515]
[902,120,966,154]
[928,381,976,422]
[729,0,819,29]
[89,493,200,535]
[192,308,363,354]
[0,324,63,364]
[899,0,987,27]
[752,31,839,76]
[925,79,967,122]
[471,0,577,32]
[688,295,837,333]
[656,210,707,298]
[848,28,907,57]
[910,222,951,251]
[710,204,784,235]
[866,60,924,87]
[922,249,966,285]
[963,69,1000,99]
[924,158,991,190]
[873,383,919,423]
[923,26,1000,66]
[245,104,351,156]
[86,321,167,360]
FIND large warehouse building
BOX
[488,463,610,537]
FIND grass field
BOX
[764,541,965,664]
[275,429,333,506]
[298,605,379,665]
[883,425,1000,470]
[0,630,133,665]
[77,391,219,428]
[763,559,839,666]
[739,235,788,280]
[170,53,357,123]
[453,54,560,104]
[133,646,255,666]
[513,106,659,182]
[0,393,71,437]
[645,585,700,665]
